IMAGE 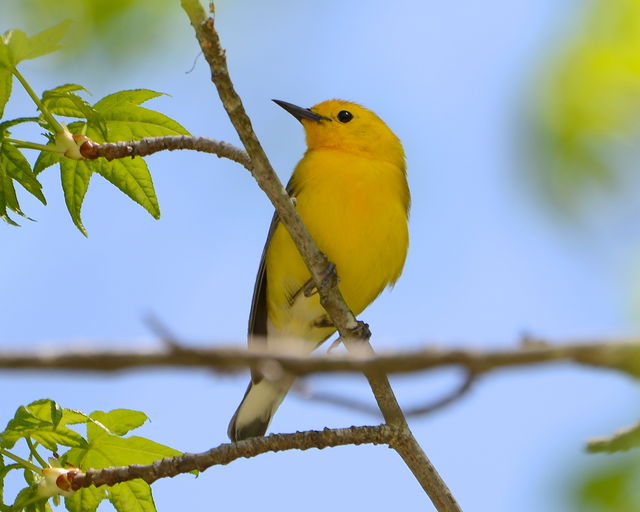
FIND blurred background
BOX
[1,0,640,510]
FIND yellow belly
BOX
[265,148,409,346]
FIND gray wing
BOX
[247,212,278,352]
[248,179,298,347]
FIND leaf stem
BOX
[0,447,43,474]
[25,438,49,469]
[11,67,64,134]
[5,138,57,153]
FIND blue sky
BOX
[1,0,638,510]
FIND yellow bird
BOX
[228,99,410,441]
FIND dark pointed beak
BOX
[272,99,330,123]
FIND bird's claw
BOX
[304,262,338,297]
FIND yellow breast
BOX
[265,147,409,342]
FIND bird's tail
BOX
[227,376,294,442]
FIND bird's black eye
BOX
[337,110,353,123]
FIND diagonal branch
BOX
[70,425,402,489]
[180,2,459,509]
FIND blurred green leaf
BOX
[573,457,640,512]
[588,421,640,453]
[531,0,640,213]
[0,70,11,118]
[1,21,71,67]
[0,448,4,509]
[0,38,9,68]
[0,0,180,75]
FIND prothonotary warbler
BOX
[228,99,410,441]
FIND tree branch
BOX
[2,340,638,377]
[294,371,477,418]
[70,425,402,488]
[180,2,459,508]
[78,135,252,169]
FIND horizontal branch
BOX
[70,425,401,488]
[78,135,252,169]
[2,339,639,377]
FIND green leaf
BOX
[62,409,181,512]
[0,70,10,119]
[84,428,181,468]
[92,89,189,140]
[41,84,106,137]
[0,117,40,136]
[0,455,4,511]
[0,143,45,204]
[3,173,31,219]
[94,89,164,112]
[21,21,73,62]
[11,487,45,512]
[33,150,59,176]
[26,400,63,429]
[0,165,18,226]
[97,106,189,140]
[0,461,26,512]
[0,39,9,69]
[2,21,72,67]
[93,156,160,219]
[60,158,92,236]
[89,410,148,437]
[42,84,88,96]
[109,479,156,512]
[42,91,95,120]
[65,487,107,512]
[0,399,86,451]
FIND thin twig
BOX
[404,372,476,417]
[296,371,477,418]
[143,314,184,352]
[70,425,401,488]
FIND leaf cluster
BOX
[0,399,182,512]
[0,21,189,234]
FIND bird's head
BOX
[273,99,405,168]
